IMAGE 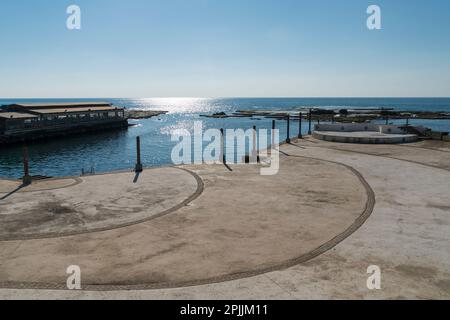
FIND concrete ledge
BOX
[313,131,418,144]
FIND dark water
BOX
[1,98,449,179]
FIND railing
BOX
[5,114,125,133]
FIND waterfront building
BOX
[0,102,127,144]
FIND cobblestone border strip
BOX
[0,167,204,242]
[0,154,375,291]
[0,177,82,195]
[400,145,450,154]
[300,136,450,171]
[314,145,450,172]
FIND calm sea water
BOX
[1,98,450,179]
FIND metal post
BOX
[220,128,226,164]
[308,108,312,135]
[286,115,291,143]
[406,117,410,127]
[22,146,32,185]
[298,112,303,139]
[252,125,258,163]
[135,136,143,172]
[271,120,276,154]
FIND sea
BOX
[1,97,449,179]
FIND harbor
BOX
[1,98,450,179]
[0,99,449,300]
[1,103,449,298]
[2,0,450,305]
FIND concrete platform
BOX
[0,154,370,290]
[0,168,201,240]
[313,131,418,144]
[0,139,449,299]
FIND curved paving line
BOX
[299,137,450,171]
[0,177,83,195]
[303,136,450,152]
[0,167,204,242]
[0,155,375,291]
[311,145,450,173]
[394,142,450,154]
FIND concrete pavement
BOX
[0,139,449,299]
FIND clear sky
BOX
[0,0,449,98]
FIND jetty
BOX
[125,109,168,120]
[201,108,450,123]
[0,102,128,145]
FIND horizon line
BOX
[1,96,450,100]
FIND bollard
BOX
[286,115,291,143]
[220,128,226,164]
[271,120,276,153]
[252,125,258,163]
[298,112,303,139]
[308,108,312,135]
[22,146,32,185]
[135,136,143,173]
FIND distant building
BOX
[0,102,127,144]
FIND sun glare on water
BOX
[134,98,214,114]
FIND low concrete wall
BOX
[315,123,379,132]
[314,123,406,134]
[0,120,129,145]
[379,125,406,134]
[313,131,418,144]
[431,132,449,141]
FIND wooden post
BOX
[286,115,291,143]
[135,136,143,172]
[308,108,312,135]
[22,146,32,185]
[298,112,303,139]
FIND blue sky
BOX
[0,0,449,98]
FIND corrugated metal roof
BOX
[10,102,112,108]
[29,106,122,114]
[0,112,39,119]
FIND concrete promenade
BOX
[0,139,449,299]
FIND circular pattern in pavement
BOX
[0,168,202,241]
[0,156,374,290]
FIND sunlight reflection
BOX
[132,98,214,114]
